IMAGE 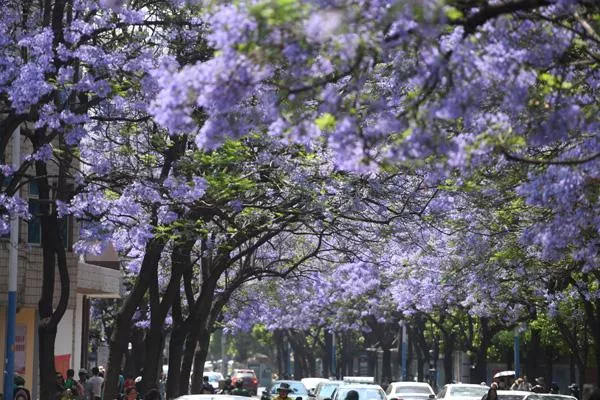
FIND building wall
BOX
[0,307,37,396]
[0,240,79,309]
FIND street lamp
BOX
[514,323,526,378]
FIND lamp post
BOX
[514,323,525,379]
[400,321,408,381]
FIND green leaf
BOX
[445,6,464,22]
[315,113,337,132]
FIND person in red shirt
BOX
[124,374,136,392]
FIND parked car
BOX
[495,390,531,400]
[530,395,577,400]
[496,392,577,400]
[436,384,490,400]
[204,372,225,390]
[303,378,330,394]
[386,382,435,400]
[175,395,252,400]
[330,383,387,400]
[262,380,311,400]
[314,381,345,400]
[232,369,259,396]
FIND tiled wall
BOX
[0,241,79,310]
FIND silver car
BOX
[436,384,490,400]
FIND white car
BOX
[436,384,490,400]
[303,378,330,393]
[204,372,225,390]
[386,382,435,400]
[496,391,532,400]
[331,383,387,400]
[496,392,577,400]
[176,395,253,400]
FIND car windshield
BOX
[206,375,220,382]
[396,387,432,394]
[450,387,489,397]
[236,373,255,378]
[317,384,341,398]
[336,388,386,400]
[271,383,309,395]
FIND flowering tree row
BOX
[2,0,600,396]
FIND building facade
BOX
[1,132,122,398]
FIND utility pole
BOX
[3,125,20,398]
[221,330,227,375]
[331,333,336,379]
[400,321,408,381]
[514,326,521,378]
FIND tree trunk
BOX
[525,326,541,379]
[143,266,163,392]
[473,343,488,384]
[382,349,392,383]
[191,330,211,394]
[179,329,199,395]
[142,240,194,392]
[443,333,455,384]
[166,322,186,399]
[275,330,286,377]
[35,152,71,400]
[323,332,332,378]
[38,323,59,400]
[591,304,600,384]
[142,323,164,392]
[104,240,166,400]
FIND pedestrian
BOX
[158,372,166,400]
[124,374,136,392]
[125,386,139,400]
[231,379,250,397]
[65,369,80,396]
[76,370,88,400]
[118,370,126,395]
[519,376,532,391]
[221,377,233,394]
[202,376,216,394]
[484,383,498,400]
[510,378,522,391]
[56,372,67,400]
[531,377,546,393]
[135,376,143,398]
[14,375,32,400]
[568,384,580,400]
[272,382,293,400]
[381,377,390,392]
[88,367,105,400]
[345,391,359,400]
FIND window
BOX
[27,181,73,250]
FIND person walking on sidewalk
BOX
[87,367,104,400]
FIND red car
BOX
[232,369,259,395]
